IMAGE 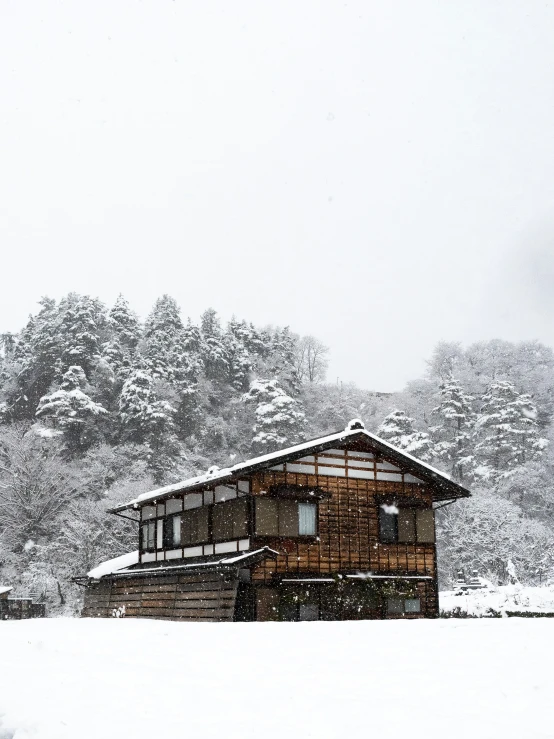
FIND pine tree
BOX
[243,378,306,452]
[142,295,197,385]
[223,322,252,391]
[377,410,432,461]
[102,295,142,381]
[59,294,105,377]
[474,381,547,480]
[200,308,228,382]
[431,376,475,481]
[7,299,62,419]
[36,366,108,452]
[118,370,181,482]
[109,294,141,350]
[261,327,300,395]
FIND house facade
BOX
[80,420,470,621]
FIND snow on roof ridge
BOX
[0,585,13,596]
[119,423,453,510]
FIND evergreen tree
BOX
[377,410,432,461]
[474,381,547,480]
[223,328,252,391]
[243,378,306,452]
[109,294,141,350]
[118,370,181,482]
[102,295,142,381]
[431,376,476,481]
[36,366,108,452]
[142,295,197,385]
[200,308,228,382]
[8,298,62,418]
[59,294,105,377]
[261,327,300,395]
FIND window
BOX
[299,603,319,621]
[165,498,183,515]
[387,597,421,615]
[212,499,249,542]
[379,506,435,544]
[182,506,209,546]
[141,505,156,521]
[404,599,421,613]
[298,502,317,535]
[163,515,182,548]
[141,521,156,550]
[255,498,317,537]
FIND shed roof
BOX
[81,547,278,583]
[110,419,470,513]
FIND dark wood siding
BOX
[248,467,438,617]
[82,571,238,622]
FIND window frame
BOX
[254,498,319,539]
[298,501,317,536]
[378,505,435,545]
[141,520,157,551]
[386,597,422,616]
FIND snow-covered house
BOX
[79,420,470,621]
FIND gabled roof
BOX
[109,419,470,513]
[0,586,13,596]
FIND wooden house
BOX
[79,419,470,621]
[0,587,46,620]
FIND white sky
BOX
[2,1,554,391]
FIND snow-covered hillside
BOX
[440,582,554,617]
[0,618,553,739]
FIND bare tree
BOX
[0,424,78,550]
[295,335,329,384]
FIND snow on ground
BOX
[0,618,553,739]
[440,582,554,616]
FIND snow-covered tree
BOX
[474,381,547,481]
[431,377,475,481]
[109,294,141,350]
[200,308,228,382]
[437,491,554,586]
[118,370,181,481]
[223,331,252,391]
[142,295,195,385]
[243,379,306,452]
[36,366,108,451]
[6,298,61,419]
[101,294,142,382]
[0,425,78,551]
[377,410,432,461]
[59,294,105,377]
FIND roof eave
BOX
[109,429,471,513]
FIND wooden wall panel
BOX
[249,470,436,590]
[82,571,238,621]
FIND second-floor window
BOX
[255,498,317,537]
[142,521,156,550]
[378,505,435,544]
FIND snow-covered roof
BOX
[87,551,139,579]
[110,419,470,513]
[85,548,278,581]
[0,586,13,596]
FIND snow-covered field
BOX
[0,619,553,739]
[440,582,554,617]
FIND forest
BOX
[0,292,552,613]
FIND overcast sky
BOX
[1,1,554,391]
